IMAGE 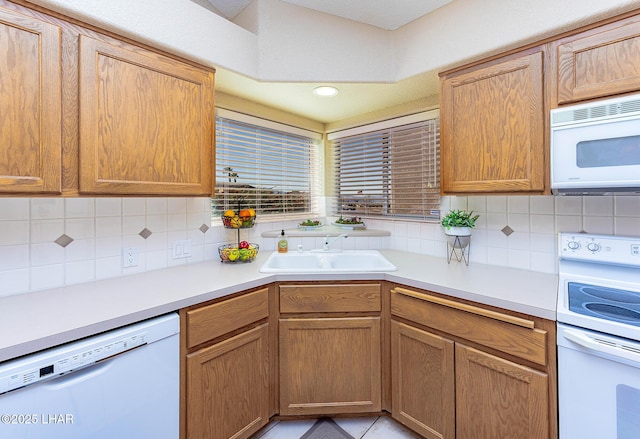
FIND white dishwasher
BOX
[0,312,179,439]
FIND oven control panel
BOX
[559,233,640,267]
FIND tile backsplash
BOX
[0,195,639,297]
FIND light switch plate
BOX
[172,240,192,259]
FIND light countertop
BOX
[0,250,557,362]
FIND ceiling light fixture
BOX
[313,86,339,97]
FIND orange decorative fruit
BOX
[239,209,251,219]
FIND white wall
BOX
[27,0,260,76]
[251,0,394,82]
[2,195,639,297]
[28,0,640,83]
[393,0,640,78]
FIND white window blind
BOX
[330,114,440,220]
[213,111,321,219]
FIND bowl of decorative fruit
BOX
[333,216,366,229]
[221,208,256,229]
[218,241,259,263]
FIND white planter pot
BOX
[444,226,472,237]
[444,227,472,249]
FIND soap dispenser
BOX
[278,230,288,253]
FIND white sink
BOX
[259,250,397,273]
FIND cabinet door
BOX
[279,317,381,416]
[0,7,61,194]
[440,51,545,193]
[78,35,214,195]
[557,15,640,104]
[391,321,455,439]
[186,324,269,439]
[456,343,549,439]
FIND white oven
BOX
[557,233,640,439]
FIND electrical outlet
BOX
[172,239,192,259]
[122,247,138,268]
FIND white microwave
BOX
[550,94,640,195]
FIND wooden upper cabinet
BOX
[78,35,214,195]
[557,14,640,104]
[0,7,62,194]
[440,50,545,194]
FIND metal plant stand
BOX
[446,235,470,266]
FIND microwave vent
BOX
[552,95,640,125]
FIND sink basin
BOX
[259,250,397,273]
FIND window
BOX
[329,111,440,220]
[213,109,321,220]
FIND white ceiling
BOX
[206,0,453,30]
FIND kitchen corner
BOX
[0,249,557,362]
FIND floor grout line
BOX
[359,416,381,439]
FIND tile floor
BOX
[251,416,421,439]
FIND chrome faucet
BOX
[323,233,348,251]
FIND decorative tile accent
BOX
[199,224,210,233]
[501,225,514,236]
[139,228,152,239]
[54,234,74,248]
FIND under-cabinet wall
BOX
[1,195,639,296]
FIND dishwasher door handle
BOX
[44,357,115,390]
[563,328,640,367]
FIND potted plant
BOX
[441,209,479,249]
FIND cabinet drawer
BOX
[185,288,269,349]
[390,287,547,365]
[279,284,381,313]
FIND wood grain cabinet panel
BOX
[78,34,214,195]
[0,6,61,194]
[456,343,549,439]
[279,283,381,313]
[185,288,269,349]
[389,283,557,439]
[391,321,455,439]
[557,14,640,104]
[279,316,381,416]
[390,287,547,366]
[440,50,545,194]
[186,324,269,439]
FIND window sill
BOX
[261,225,390,238]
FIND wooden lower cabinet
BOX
[391,322,550,439]
[181,287,271,439]
[185,324,269,439]
[390,285,555,439]
[279,316,381,416]
[391,321,455,439]
[455,343,549,439]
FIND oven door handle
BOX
[563,328,640,366]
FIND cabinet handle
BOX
[391,287,536,329]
